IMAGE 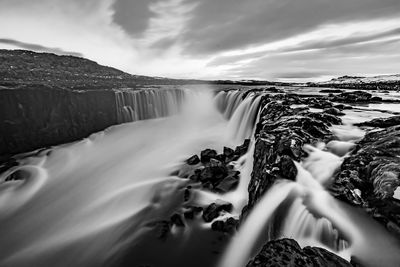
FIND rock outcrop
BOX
[246,238,353,267]
[246,97,340,211]
[332,91,373,103]
[0,86,118,159]
[329,125,400,237]
[356,115,400,128]
[178,140,250,193]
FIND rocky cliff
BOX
[0,49,190,159]
[0,86,118,158]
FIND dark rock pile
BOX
[177,139,250,193]
[356,115,400,128]
[332,90,382,103]
[246,238,353,267]
[329,125,400,237]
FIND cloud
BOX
[0,38,83,57]
[0,0,399,81]
[221,37,400,81]
[179,0,400,55]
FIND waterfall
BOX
[3,86,399,267]
[215,90,245,119]
[220,139,400,267]
[219,181,298,267]
[115,88,185,123]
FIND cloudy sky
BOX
[1,0,400,81]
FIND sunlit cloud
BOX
[0,0,399,81]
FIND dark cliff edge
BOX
[0,49,289,160]
[0,49,208,160]
[242,93,360,266]
[0,49,139,160]
[0,86,117,159]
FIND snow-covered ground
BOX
[318,74,400,85]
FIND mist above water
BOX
[1,86,399,267]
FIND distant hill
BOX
[0,49,204,90]
[309,74,400,90]
[0,49,289,90]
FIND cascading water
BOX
[2,86,398,267]
[115,88,185,123]
[215,90,245,119]
[0,87,262,267]
[220,140,400,267]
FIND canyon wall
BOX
[0,86,118,159]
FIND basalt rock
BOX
[186,155,200,165]
[334,104,353,110]
[356,115,400,128]
[247,238,353,267]
[329,125,400,237]
[211,217,239,233]
[324,107,345,116]
[246,98,339,214]
[308,98,334,109]
[202,200,233,223]
[200,149,218,163]
[183,206,203,219]
[181,139,250,193]
[332,91,372,103]
[320,89,345,94]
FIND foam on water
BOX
[0,87,262,267]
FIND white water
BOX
[115,88,184,123]
[220,142,400,267]
[2,87,400,267]
[0,87,262,267]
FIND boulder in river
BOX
[202,200,233,223]
[332,91,372,103]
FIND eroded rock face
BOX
[246,238,353,267]
[356,115,400,128]
[246,98,340,210]
[0,87,118,159]
[329,125,400,237]
[332,91,372,103]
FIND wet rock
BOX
[324,107,345,116]
[202,200,233,223]
[329,125,400,237]
[356,115,400,128]
[211,217,239,233]
[308,99,333,109]
[334,104,353,110]
[200,149,218,163]
[306,112,342,126]
[247,238,352,267]
[223,146,235,161]
[235,139,251,157]
[170,213,185,227]
[186,154,200,165]
[199,163,228,184]
[247,99,336,212]
[333,91,372,103]
[183,206,203,219]
[371,96,383,102]
[214,172,240,193]
[320,89,344,94]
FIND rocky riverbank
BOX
[241,90,400,266]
